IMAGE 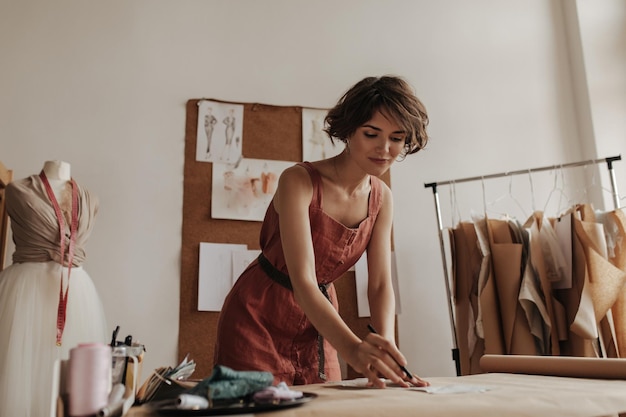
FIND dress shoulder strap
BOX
[297,162,323,209]
[368,175,384,217]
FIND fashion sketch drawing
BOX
[196,100,244,164]
[211,158,293,222]
[302,107,343,161]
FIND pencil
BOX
[367,324,414,380]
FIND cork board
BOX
[178,99,391,378]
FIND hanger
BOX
[448,181,455,226]
[449,180,462,227]
[484,173,529,221]
[542,166,571,217]
[507,174,529,220]
[528,169,537,214]
[481,176,488,218]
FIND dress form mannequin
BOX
[42,160,71,202]
[0,161,107,417]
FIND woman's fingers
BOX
[363,335,407,378]
[409,374,430,387]
[364,333,407,368]
[361,353,410,387]
[364,364,386,388]
[361,334,429,387]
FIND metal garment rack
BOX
[424,155,622,376]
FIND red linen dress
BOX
[214,162,383,385]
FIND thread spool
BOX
[68,343,112,417]
[177,394,209,410]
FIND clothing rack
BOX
[424,155,622,376]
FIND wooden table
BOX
[126,372,626,417]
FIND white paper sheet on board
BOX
[232,249,261,285]
[198,242,248,311]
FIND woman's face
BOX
[347,110,406,176]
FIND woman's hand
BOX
[349,333,429,388]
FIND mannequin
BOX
[0,160,108,417]
[41,159,71,202]
[42,159,71,180]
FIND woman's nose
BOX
[377,138,390,152]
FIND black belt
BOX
[257,253,330,381]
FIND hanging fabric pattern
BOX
[450,222,484,374]
[488,217,536,355]
[603,208,626,356]
[473,214,505,356]
[425,155,624,375]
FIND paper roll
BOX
[480,354,626,379]
[68,343,112,417]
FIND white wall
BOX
[1,0,624,379]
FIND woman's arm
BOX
[365,183,396,341]
[364,183,430,386]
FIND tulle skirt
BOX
[0,261,108,417]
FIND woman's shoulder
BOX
[305,159,337,181]
[282,162,309,178]
[274,164,316,213]
[283,160,331,181]
[277,163,314,191]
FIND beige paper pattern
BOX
[450,205,626,364]
[451,223,484,374]
[517,221,552,354]
[572,205,625,356]
[525,212,565,355]
[473,216,505,355]
[605,208,626,357]
[487,219,536,354]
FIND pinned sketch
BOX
[198,242,248,311]
[212,157,294,221]
[355,251,402,317]
[196,100,244,163]
[302,108,343,161]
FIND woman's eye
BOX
[391,137,403,142]
[364,132,377,138]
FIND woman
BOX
[215,76,430,388]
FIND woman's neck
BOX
[332,153,370,197]
[42,160,71,181]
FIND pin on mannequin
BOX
[41,160,71,202]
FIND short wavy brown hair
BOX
[324,76,429,155]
